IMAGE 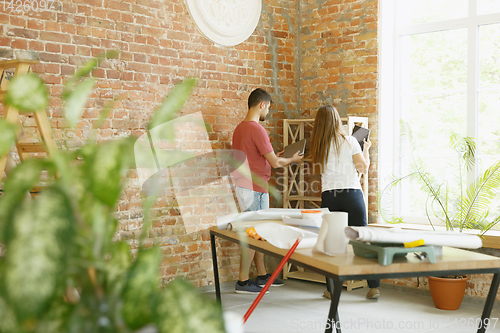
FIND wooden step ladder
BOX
[0,59,57,181]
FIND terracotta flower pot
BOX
[428,276,469,310]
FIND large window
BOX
[380,0,500,224]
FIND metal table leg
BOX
[478,272,500,333]
[210,233,221,302]
[325,277,342,333]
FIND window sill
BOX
[370,223,500,249]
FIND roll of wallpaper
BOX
[344,226,482,249]
[226,220,284,232]
[217,208,330,230]
[253,222,318,249]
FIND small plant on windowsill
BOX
[379,122,500,310]
[0,53,232,332]
[379,122,500,236]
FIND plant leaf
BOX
[122,247,162,330]
[0,159,46,241]
[34,298,71,333]
[139,195,157,245]
[457,160,500,232]
[2,187,74,321]
[0,295,21,333]
[89,201,108,259]
[62,51,119,128]
[480,215,500,236]
[93,99,115,130]
[105,241,131,292]
[63,78,95,128]
[0,119,17,158]
[155,278,225,333]
[3,158,46,194]
[85,138,135,207]
[450,133,476,171]
[147,78,198,130]
[73,58,99,80]
[417,168,454,229]
[5,73,49,112]
[377,172,419,223]
[74,50,119,80]
[64,50,120,91]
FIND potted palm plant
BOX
[0,53,232,332]
[379,123,500,310]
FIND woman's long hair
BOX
[309,105,346,174]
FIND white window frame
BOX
[379,0,500,224]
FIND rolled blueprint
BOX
[227,220,284,232]
[253,222,318,249]
[344,226,482,249]
[217,208,330,230]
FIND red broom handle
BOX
[243,238,301,323]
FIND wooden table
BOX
[210,226,500,333]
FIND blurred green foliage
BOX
[0,55,225,333]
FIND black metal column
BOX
[210,232,221,302]
[478,272,500,333]
[325,277,342,333]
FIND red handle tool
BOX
[243,238,301,323]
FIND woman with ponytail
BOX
[310,105,380,300]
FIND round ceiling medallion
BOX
[184,0,262,47]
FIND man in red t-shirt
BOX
[232,88,303,294]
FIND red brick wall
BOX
[0,0,298,286]
[299,0,379,223]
